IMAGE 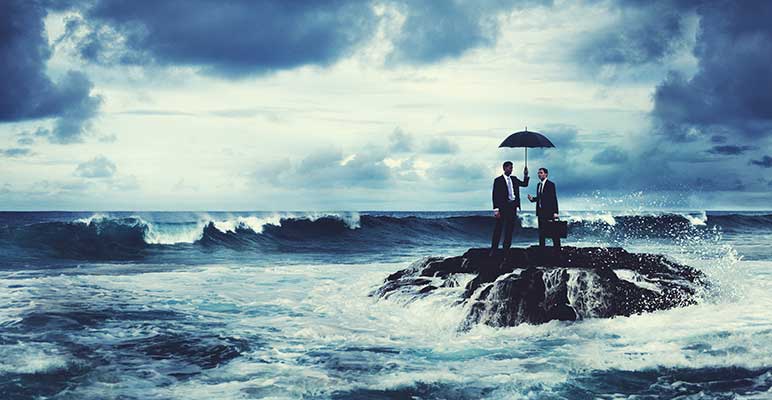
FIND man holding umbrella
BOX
[493,127,558,257]
[490,161,529,255]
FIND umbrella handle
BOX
[525,148,528,169]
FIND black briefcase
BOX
[545,220,568,238]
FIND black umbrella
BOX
[498,127,555,168]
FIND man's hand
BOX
[553,213,559,219]
[524,166,529,176]
[494,209,501,218]
[527,194,534,201]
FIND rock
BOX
[371,246,708,330]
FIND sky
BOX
[1,0,770,211]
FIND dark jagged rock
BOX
[372,246,708,330]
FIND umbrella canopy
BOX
[498,128,555,168]
[499,128,555,148]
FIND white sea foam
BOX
[564,212,617,226]
[205,212,360,237]
[143,220,208,244]
[683,210,708,226]
[519,213,539,228]
[70,212,362,245]
[3,249,769,399]
[613,269,663,293]
[0,343,69,374]
[73,213,111,225]
[566,269,608,318]
[211,214,283,234]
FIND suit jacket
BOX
[532,180,558,218]
[492,174,529,211]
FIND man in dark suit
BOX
[527,167,560,249]
[490,161,529,255]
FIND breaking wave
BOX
[0,211,769,260]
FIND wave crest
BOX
[0,211,768,260]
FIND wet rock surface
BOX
[372,246,708,330]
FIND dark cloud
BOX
[0,0,101,143]
[423,137,459,154]
[573,0,693,70]
[38,71,102,144]
[57,1,557,74]
[388,0,551,64]
[563,1,772,200]
[710,135,727,144]
[750,155,772,168]
[0,148,33,157]
[540,124,579,149]
[65,0,378,77]
[592,146,629,164]
[707,145,755,156]
[571,1,771,147]
[651,1,772,142]
[74,156,117,178]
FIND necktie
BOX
[538,182,542,208]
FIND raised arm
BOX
[520,167,529,187]
[518,174,529,187]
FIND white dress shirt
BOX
[538,178,547,207]
[505,174,515,201]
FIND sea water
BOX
[0,211,770,399]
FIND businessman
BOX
[527,167,560,249]
[490,161,529,255]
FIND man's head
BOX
[537,167,548,181]
[502,161,513,176]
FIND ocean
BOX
[0,210,770,399]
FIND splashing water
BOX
[0,210,770,398]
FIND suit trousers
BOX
[538,216,561,249]
[491,203,517,250]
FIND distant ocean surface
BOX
[1,210,771,399]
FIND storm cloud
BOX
[564,0,772,145]
[750,156,772,168]
[651,1,772,142]
[57,0,559,75]
[572,0,695,71]
[387,0,551,64]
[2,0,770,210]
[707,145,755,156]
[64,0,379,77]
[0,0,101,143]
[592,146,629,165]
